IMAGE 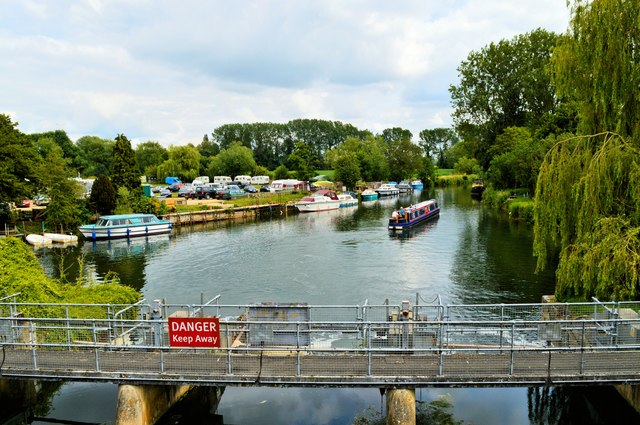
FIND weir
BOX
[1,294,640,423]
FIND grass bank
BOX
[481,188,535,223]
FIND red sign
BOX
[168,317,220,347]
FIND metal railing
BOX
[0,295,639,387]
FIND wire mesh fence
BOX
[1,295,639,386]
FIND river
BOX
[28,187,640,424]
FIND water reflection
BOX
[527,386,640,424]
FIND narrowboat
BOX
[79,214,172,240]
[388,199,440,230]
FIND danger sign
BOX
[168,317,220,347]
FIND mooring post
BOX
[386,387,415,425]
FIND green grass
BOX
[315,170,335,179]
[435,168,455,176]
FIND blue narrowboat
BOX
[388,199,440,230]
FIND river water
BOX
[28,187,639,424]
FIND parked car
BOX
[220,185,245,200]
[34,194,50,206]
[152,186,163,193]
[159,188,171,197]
[260,185,273,193]
[243,185,258,193]
[178,185,194,198]
[229,180,246,188]
[169,182,184,192]
[194,185,218,199]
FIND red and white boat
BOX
[295,190,341,212]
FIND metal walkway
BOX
[1,294,639,387]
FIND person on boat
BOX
[391,209,399,222]
[398,207,405,221]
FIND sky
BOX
[1,0,571,147]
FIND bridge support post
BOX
[386,387,415,425]
[114,384,224,425]
[615,384,640,415]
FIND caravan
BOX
[250,175,270,185]
[234,175,252,185]
[271,179,305,192]
[213,176,232,185]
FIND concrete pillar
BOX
[115,384,223,425]
[614,384,640,415]
[386,387,415,425]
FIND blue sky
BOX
[1,0,570,146]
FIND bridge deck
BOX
[1,297,639,387]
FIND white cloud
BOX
[0,0,571,146]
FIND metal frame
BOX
[1,296,639,387]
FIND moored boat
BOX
[338,192,358,207]
[471,178,485,198]
[79,214,172,240]
[25,234,53,247]
[43,232,78,244]
[411,179,424,190]
[388,199,440,231]
[375,183,400,197]
[295,190,341,212]
[397,180,413,193]
[360,188,379,201]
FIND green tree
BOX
[157,144,201,182]
[29,130,78,163]
[286,142,317,181]
[449,29,560,168]
[110,134,140,191]
[206,142,256,178]
[552,0,640,139]
[37,147,88,231]
[419,128,459,168]
[135,141,168,179]
[487,127,554,192]
[535,133,640,300]
[273,164,289,179]
[381,127,413,145]
[75,136,114,177]
[0,114,37,205]
[386,138,423,182]
[89,176,117,215]
[534,0,640,301]
[333,153,361,190]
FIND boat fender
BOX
[107,229,111,238]
[145,226,149,234]
[126,227,130,238]
[92,230,96,240]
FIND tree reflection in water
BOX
[528,386,640,424]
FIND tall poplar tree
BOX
[110,134,140,191]
[534,0,640,301]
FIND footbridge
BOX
[1,294,639,387]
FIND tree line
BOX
[2,0,637,301]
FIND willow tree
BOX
[534,0,640,300]
[534,133,640,300]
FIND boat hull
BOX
[361,194,378,201]
[79,224,172,240]
[25,234,52,246]
[295,201,341,212]
[388,199,440,230]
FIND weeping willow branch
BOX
[534,132,640,300]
